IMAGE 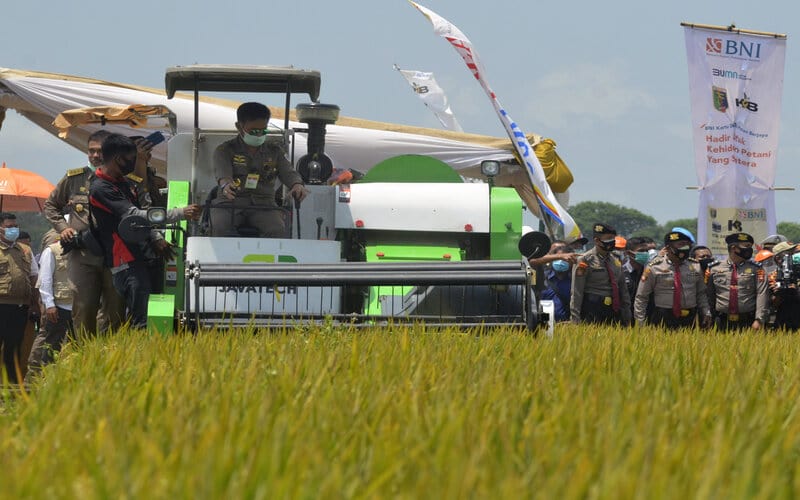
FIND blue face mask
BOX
[552,259,570,273]
[793,253,800,265]
[3,227,19,242]
[634,252,649,265]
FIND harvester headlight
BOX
[147,207,167,224]
[481,160,501,177]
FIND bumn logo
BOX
[736,93,759,112]
[712,86,729,112]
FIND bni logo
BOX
[706,37,762,60]
[712,86,729,112]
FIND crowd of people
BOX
[532,223,800,331]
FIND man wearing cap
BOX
[570,223,631,325]
[634,231,712,329]
[759,234,786,275]
[767,241,800,331]
[706,233,769,330]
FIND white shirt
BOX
[37,246,69,311]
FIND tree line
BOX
[569,201,800,243]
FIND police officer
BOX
[211,102,308,238]
[570,223,631,325]
[0,212,38,383]
[43,130,126,336]
[26,237,73,380]
[706,232,769,330]
[634,231,712,329]
[767,241,800,331]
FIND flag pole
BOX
[680,22,786,39]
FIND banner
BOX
[394,65,463,132]
[410,1,581,241]
[684,24,786,255]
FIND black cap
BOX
[592,223,616,237]
[725,232,754,245]
[664,231,692,245]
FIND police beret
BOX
[725,232,754,245]
[664,231,692,244]
[592,222,616,236]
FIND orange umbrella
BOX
[0,162,56,212]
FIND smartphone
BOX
[145,131,166,146]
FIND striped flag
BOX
[409,1,581,240]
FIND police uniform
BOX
[706,233,769,329]
[42,166,125,335]
[570,223,631,325]
[210,136,303,238]
[26,242,73,378]
[634,232,711,328]
[0,238,35,383]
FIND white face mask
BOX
[242,132,267,147]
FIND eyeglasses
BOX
[245,128,270,137]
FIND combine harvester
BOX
[121,65,555,333]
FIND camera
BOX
[60,229,103,256]
[775,254,800,295]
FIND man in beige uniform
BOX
[706,232,769,330]
[570,223,631,325]
[0,213,38,383]
[210,102,307,238]
[42,130,125,335]
[634,230,712,329]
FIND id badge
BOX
[245,173,260,189]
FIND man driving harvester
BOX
[210,102,308,237]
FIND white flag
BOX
[684,25,786,255]
[395,66,463,132]
[409,1,581,241]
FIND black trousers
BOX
[112,262,152,329]
[649,307,697,329]
[716,312,756,330]
[580,294,624,325]
[0,304,29,383]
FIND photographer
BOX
[768,242,800,331]
[88,134,200,329]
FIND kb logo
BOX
[728,220,742,232]
[736,93,759,112]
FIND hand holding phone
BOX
[145,131,166,146]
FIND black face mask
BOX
[735,247,754,260]
[597,239,615,252]
[698,257,714,272]
[118,156,137,176]
[672,246,691,261]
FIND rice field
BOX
[2,324,800,499]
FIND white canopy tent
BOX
[0,67,572,215]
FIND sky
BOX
[0,0,797,225]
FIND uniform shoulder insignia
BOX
[707,260,722,270]
[126,173,144,183]
[67,167,85,177]
[651,256,665,265]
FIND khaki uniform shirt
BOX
[706,258,769,323]
[43,166,95,233]
[570,247,631,323]
[213,136,302,206]
[0,240,33,305]
[634,256,710,323]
